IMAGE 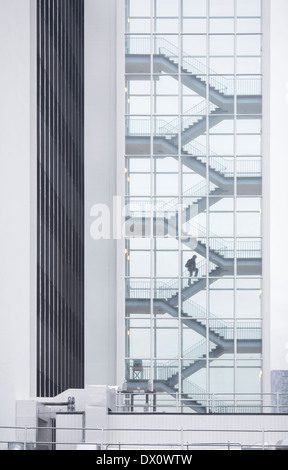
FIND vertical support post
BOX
[24,426,27,451]
[276,392,280,414]
[153,391,157,412]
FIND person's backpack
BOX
[185,259,191,268]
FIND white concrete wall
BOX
[0,0,36,430]
[270,0,288,371]
[85,0,118,386]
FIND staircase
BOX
[125,35,263,413]
[168,265,226,305]
[125,36,262,112]
[126,118,262,192]
[125,36,228,95]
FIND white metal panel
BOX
[85,0,118,386]
[0,0,36,433]
[108,414,288,450]
[56,414,84,451]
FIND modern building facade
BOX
[121,0,264,412]
[36,0,85,397]
[0,0,85,428]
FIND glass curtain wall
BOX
[124,0,263,413]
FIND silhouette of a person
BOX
[186,255,199,286]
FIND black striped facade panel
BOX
[37,0,84,397]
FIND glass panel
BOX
[183,19,206,34]
[129,246,151,277]
[153,196,179,235]
[209,279,234,318]
[152,278,178,301]
[182,35,207,58]
[237,35,262,57]
[181,359,207,386]
[209,134,234,156]
[236,279,262,318]
[237,202,262,237]
[236,361,262,406]
[126,117,151,156]
[237,237,262,259]
[154,116,178,155]
[126,278,151,300]
[209,360,235,396]
[125,196,151,220]
[155,156,178,172]
[210,156,234,179]
[154,34,179,60]
[209,58,234,75]
[155,252,178,278]
[155,19,178,34]
[210,318,234,341]
[209,237,235,260]
[209,198,235,237]
[237,58,262,75]
[210,0,234,17]
[156,74,178,95]
[237,0,262,17]
[128,173,150,196]
[209,35,234,56]
[126,156,150,173]
[237,134,261,155]
[182,287,207,319]
[125,34,151,56]
[128,18,150,34]
[182,376,208,413]
[236,319,262,347]
[182,81,206,113]
[155,75,179,114]
[155,173,178,196]
[237,238,262,276]
[126,319,151,358]
[128,0,151,17]
[237,159,262,195]
[182,160,207,193]
[155,0,178,17]
[154,359,178,383]
[183,0,207,17]
[155,319,178,359]
[237,18,262,33]
[237,117,262,133]
[125,359,151,381]
[182,323,206,355]
[129,95,151,115]
[210,18,234,34]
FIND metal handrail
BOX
[182,298,262,340]
[165,339,210,368]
